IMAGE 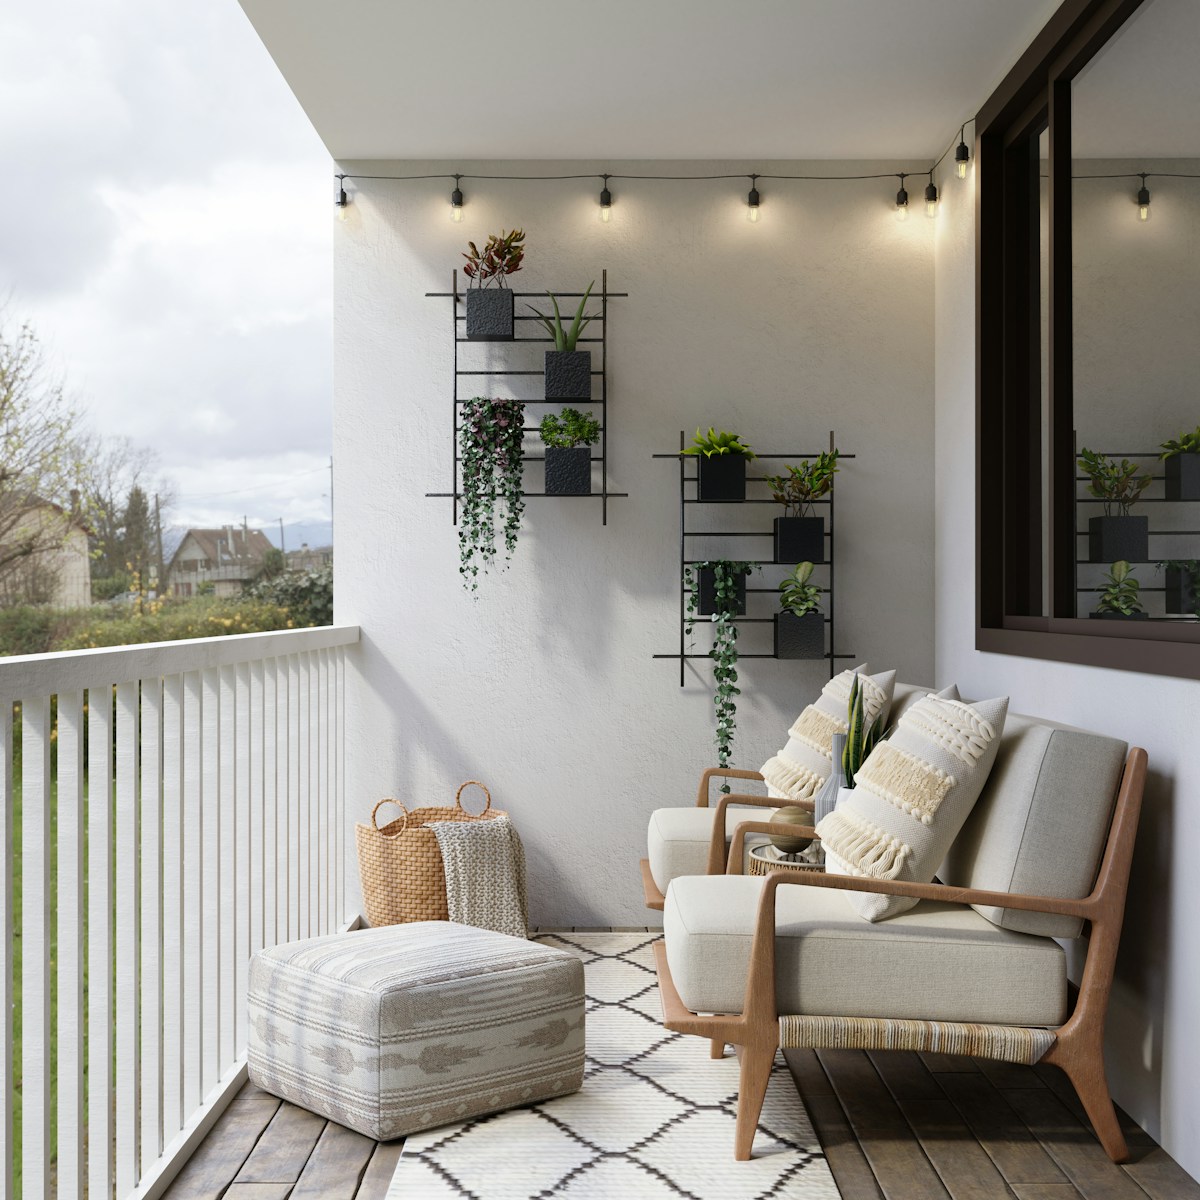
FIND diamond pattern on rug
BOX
[388,932,839,1200]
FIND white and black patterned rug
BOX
[388,932,839,1199]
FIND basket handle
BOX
[455,780,493,816]
[371,798,410,838]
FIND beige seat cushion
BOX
[647,805,776,894]
[663,874,1066,1027]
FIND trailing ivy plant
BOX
[684,559,758,787]
[764,449,840,518]
[458,396,526,591]
[1076,448,1152,516]
[1095,560,1144,616]
[539,407,601,449]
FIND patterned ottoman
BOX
[247,920,585,1140]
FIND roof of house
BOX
[169,527,276,571]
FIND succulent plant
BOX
[681,428,756,460]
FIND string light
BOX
[955,126,970,179]
[925,174,939,217]
[450,174,464,222]
[1136,173,1150,222]
[895,173,909,221]
[599,174,612,223]
[747,174,761,223]
[335,176,350,222]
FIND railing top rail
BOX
[0,623,360,698]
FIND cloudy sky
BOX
[0,0,333,548]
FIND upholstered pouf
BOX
[247,920,585,1140]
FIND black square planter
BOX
[697,567,747,616]
[773,516,825,564]
[544,446,591,495]
[774,612,825,659]
[1088,515,1148,564]
[697,455,747,502]
[465,289,514,341]
[1089,611,1150,620]
[1165,566,1197,615]
[544,350,591,401]
[1165,453,1200,501]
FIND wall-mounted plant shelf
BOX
[423,269,628,525]
[1074,445,1200,619]
[652,431,856,684]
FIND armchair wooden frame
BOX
[640,766,813,910]
[652,747,1147,1164]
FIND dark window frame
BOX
[975,0,1200,678]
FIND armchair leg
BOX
[733,1041,777,1161]
[710,1037,726,1059]
[1057,1050,1129,1163]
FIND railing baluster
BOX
[201,666,221,1093]
[115,679,141,1194]
[0,700,11,1200]
[313,651,324,934]
[140,676,164,1171]
[336,647,346,924]
[22,695,52,1197]
[183,670,204,1115]
[290,654,303,940]
[162,673,185,1142]
[88,682,115,1199]
[58,689,86,1200]
[265,658,280,946]
[219,665,237,1067]
[234,662,251,1053]
[250,660,265,959]
[321,647,331,933]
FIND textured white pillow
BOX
[759,666,896,804]
[817,689,1009,921]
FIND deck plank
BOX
[936,1069,1069,1185]
[235,1102,328,1185]
[223,1186,293,1199]
[1010,1185,1087,1199]
[290,1121,378,1200]
[785,1049,885,1200]
[356,1141,406,1200]
[1001,1086,1158,1200]
[817,1048,952,1200]
[869,1051,1016,1200]
[162,1096,281,1200]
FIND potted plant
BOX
[538,407,600,495]
[682,428,756,502]
[1090,560,1148,619]
[841,672,884,789]
[1158,558,1199,616]
[529,282,595,401]
[458,396,526,591]
[1077,448,1152,563]
[764,448,839,563]
[461,229,525,341]
[774,561,825,659]
[1160,425,1200,500]
[684,559,759,781]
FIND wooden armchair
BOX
[654,732,1147,1164]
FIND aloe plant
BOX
[842,672,884,789]
[528,281,595,351]
[681,428,756,460]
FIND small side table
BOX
[747,843,825,877]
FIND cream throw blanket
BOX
[429,814,529,940]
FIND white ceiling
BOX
[237,0,1062,161]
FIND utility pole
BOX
[243,514,249,559]
[154,493,164,594]
[278,517,286,555]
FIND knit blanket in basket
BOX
[428,813,529,940]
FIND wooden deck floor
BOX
[163,928,1200,1200]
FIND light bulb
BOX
[1139,203,1150,222]
[600,205,611,223]
[895,203,909,222]
[955,133,970,180]
[335,187,349,221]
[956,158,969,180]
[895,180,909,221]
[1137,181,1150,222]
[451,205,464,223]
[747,204,760,223]
[599,182,612,223]
[450,179,464,222]
[924,180,938,217]
[747,178,760,223]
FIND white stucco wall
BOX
[335,159,936,928]
[934,163,1200,1176]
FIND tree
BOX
[122,485,154,580]
[0,313,85,605]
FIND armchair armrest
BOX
[706,795,812,875]
[696,766,766,807]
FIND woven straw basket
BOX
[355,781,505,927]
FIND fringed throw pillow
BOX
[760,665,896,805]
[817,689,1009,921]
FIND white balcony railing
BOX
[0,623,360,1199]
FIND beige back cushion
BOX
[889,682,933,727]
[940,713,1127,939]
